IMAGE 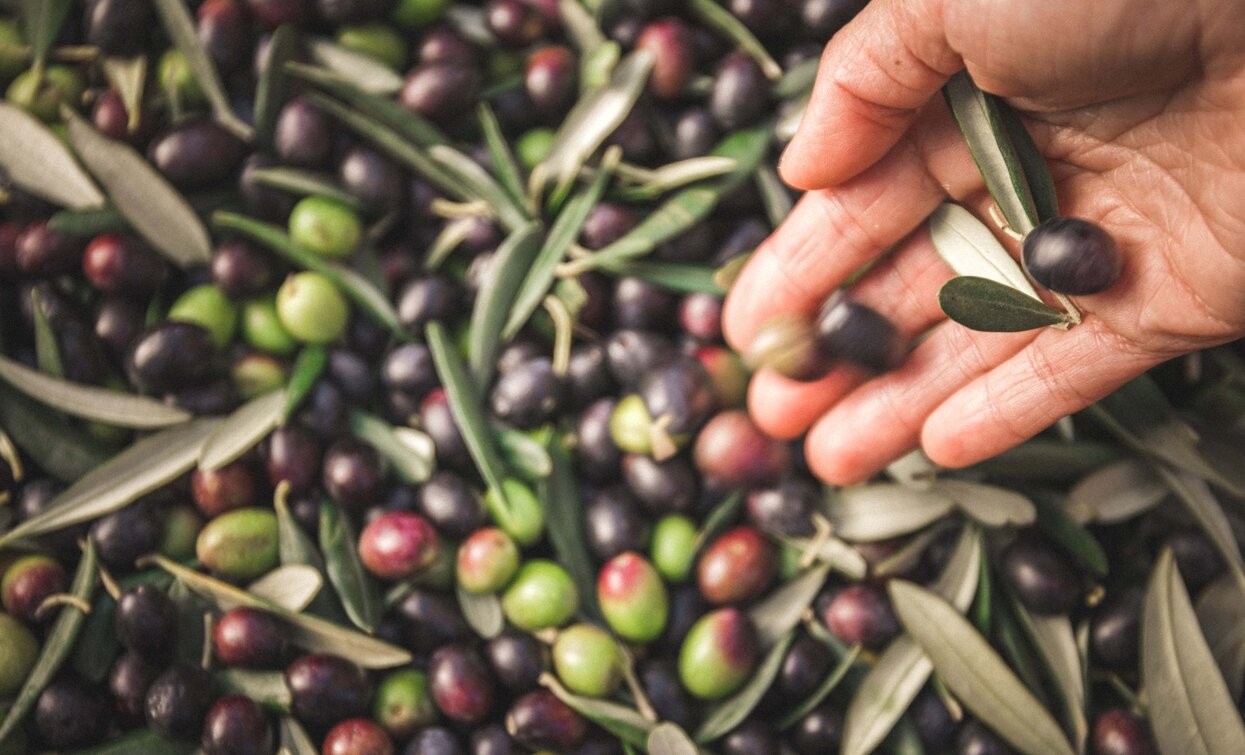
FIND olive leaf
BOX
[540,674,653,747]
[884,449,939,490]
[1143,549,1245,755]
[540,436,603,623]
[0,353,191,429]
[278,715,318,755]
[1195,575,1245,703]
[0,383,109,483]
[776,645,862,732]
[504,147,620,340]
[0,102,104,208]
[249,166,360,208]
[695,631,796,744]
[149,556,411,668]
[199,389,287,471]
[692,491,744,556]
[65,111,213,266]
[216,670,292,713]
[823,483,956,542]
[0,418,220,548]
[350,411,435,484]
[779,532,868,580]
[274,489,323,569]
[0,540,97,746]
[841,526,982,755]
[469,221,543,385]
[995,95,1060,223]
[558,0,607,52]
[1031,494,1109,577]
[320,498,382,633]
[20,0,72,72]
[580,40,621,92]
[943,71,1039,235]
[939,276,1070,332]
[457,586,505,639]
[608,261,723,295]
[686,0,782,80]
[647,722,700,755]
[928,202,1039,297]
[69,728,196,755]
[47,204,130,236]
[617,155,740,202]
[748,563,832,650]
[247,564,324,613]
[934,479,1036,528]
[304,36,403,94]
[254,25,301,149]
[151,0,253,140]
[428,143,531,232]
[1008,598,1087,751]
[424,216,477,270]
[283,345,328,421]
[72,592,119,684]
[753,164,793,228]
[213,212,406,339]
[970,438,1120,484]
[773,56,819,99]
[873,521,959,578]
[776,91,809,142]
[494,423,552,480]
[99,55,146,132]
[890,580,1076,755]
[286,62,448,147]
[478,103,526,210]
[31,288,63,377]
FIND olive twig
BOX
[97,562,123,601]
[617,645,660,723]
[542,294,574,377]
[33,592,92,621]
[0,429,23,482]
[201,612,215,670]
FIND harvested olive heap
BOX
[1,1,1245,754]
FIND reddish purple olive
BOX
[192,459,258,517]
[323,438,387,510]
[695,345,748,409]
[694,410,791,488]
[637,18,695,100]
[428,643,495,724]
[1001,535,1082,615]
[265,424,322,494]
[82,234,167,295]
[417,25,479,65]
[814,293,904,374]
[400,63,482,123]
[746,313,832,381]
[678,607,758,699]
[197,0,252,74]
[1,554,67,624]
[1022,217,1122,295]
[323,718,395,755]
[359,511,440,581]
[524,45,577,118]
[505,690,588,751]
[213,606,288,668]
[581,202,637,250]
[822,584,901,649]
[1091,709,1156,755]
[146,664,215,740]
[697,525,776,604]
[680,292,724,342]
[485,0,549,47]
[598,551,668,642]
[456,527,520,594]
[115,584,178,663]
[16,220,82,278]
[201,695,274,755]
[285,654,371,729]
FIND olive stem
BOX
[618,645,659,723]
[1052,292,1081,326]
[430,198,492,220]
[932,675,964,722]
[0,429,24,483]
[34,593,92,622]
[647,415,679,462]
[201,612,215,670]
[98,563,123,602]
[542,295,574,377]
[798,514,834,570]
[1094,671,1145,714]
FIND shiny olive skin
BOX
[16,221,82,279]
[1091,587,1142,668]
[790,704,844,755]
[485,629,547,693]
[91,501,164,571]
[417,471,487,539]
[407,727,466,755]
[83,234,167,295]
[697,526,776,605]
[721,718,782,755]
[395,588,472,653]
[710,52,769,129]
[148,119,245,188]
[1022,217,1122,296]
[822,584,901,650]
[323,438,387,510]
[323,718,395,755]
[622,454,697,515]
[575,399,622,483]
[428,643,495,724]
[746,478,818,537]
[145,664,215,740]
[585,486,651,561]
[694,410,791,488]
[1001,536,1082,615]
[127,322,217,394]
[606,330,678,388]
[958,719,1016,755]
[115,584,178,663]
[505,690,587,751]
[213,606,289,668]
[400,63,482,122]
[201,695,275,755]
[1091,709,1156,755]
[285,654,372,729]
[109,651,160,726]
[275,98,334,168]
[637,18,695,100]
[489,357,565,428]
[814,293,904,374]
[1,555,66,625]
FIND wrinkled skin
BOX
[724,0,1245,483]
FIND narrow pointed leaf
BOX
[320,498,382,632]
[753,163,793,227]
[935,479,1036,528]
[70,728,196,755]
[66,112,212,266]
[350,411,435,484]
[279,716,318,755]
[648,723,700,755]
[152,0,253,140]
[1065,458,1166,524]
[249,166,360,208]
[1196,575,1245,703]
[618,155,739,201]
[824,483,956,542]
[1143,549,1245,755]
[1009,600,1087,751]
[247,565,323,613]
[429,143,530,231]
[20,0,72,71]
[72,592,119,683]
[283,345,328,421]
[424,216,476,270]
[457,586,505,638]
[1154,466,1245,594]
[695,631,796,743]
[970,439,1120,484]
[890,580,1076,755]
[928,203,1039,296]
[778,645,862,730]
[748,563,831,650]
[469,222,543,384]
[254,25,300,149]
[0,353,191,428]
[609,261,722,295]
[216,669,293,711]
[558,0,606,51]
[540,436,602,622]
[286,62,448,147]
[0,102,104,208]
[31,288,63,377]
[150,556,411,667]
[939,275,1068,332]
[0,383,109,483]
[692,491,744,556]
[47,204,130,236]
[541,674,653,747]
[773,56,819,99]
[1032,494,1109,576]
[0,540,97,745]
[100,56,146,132]
[305,36,403,94]
[199,390,287,471]
[495,424,552,480]
[687,0,782,79]
[0,418,220,548]
[478,102,526,209]
[995,101,1059,222]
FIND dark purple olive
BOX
[328,348,377,402]
[407,726,465,755]
[16,220,82,278]
[636,18,695,100]
[606,329,678,388]
[958,719,1016,755]
[322,438,387,511]
[814,293,904,373]
[485,629,548,693]
[109,651,160,725]
[823,584,901,649]
[398,275,462,337]
[265,423,321,493]
[607,109,658,164]
[721,718,781,755]
[614,277,678,331]
[400,63,482,123]
[214,606,288,667]
[640,355,715,436]
[638,659,696,731]
[787,703,843,754]
[396,588,472,652]
[505,690,587,751]
[566,343,615,410]
[524,45,577,119]
[168,377,240,415]
[240,153,298,220]
[575,398,622,482]
[429,644,495,724]
[193,459,258,517]
[0,222,21,280]
[801,0,867,36]
[711,52,769,130]
[82,234,167,295]
[471,723,523,755]
[115,584,178,663]
[421,388,473,471]
[340,146,404,212]
[622,453,697,514]
[91,501,163,570]
[671,108,719,160]
[298,380,348,438]
[149,119,246,188]
[1164,528,1224,594]
[1022,217,1122,295]
[770,632,832,705]
[418,25,479,66]
[746,478,817,537]
[729,0,792,37]
[146,664,215,740]
[95,296,145,360]
[35,677,111,748]
[285,654,371,729]
[585,486,651,560]
[382,343,437,408]
[415,471,486,539]
[1091,586,1142,667]
[275,98,335,168]
[198,0,253,74]
[490,357,565,428]
[912,687,960,751]
[202,695,275,755]
[1091,709,1156,755]
[694,410,791,488]
[485,0,550,47]
[127,322,217,394]
[698,526,776,604]
[1001,535,1082,615]
[245,0,308,27]
[581,203,638,250]
[85,0,153,56]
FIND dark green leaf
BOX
[540,436,602,623]
[0,418,221,548]
[20,0,71,71]
[687,0,782,80]
[0,383,109,483]
[928,203,1039,296]
[478,102,527,210]
[748,563,831,650]
[216,669,293,712]
[695,631,796,743]
[0,101,103,208]
[47,204,130,236]
[286,62,448,147]
[151,0,253,140]
[0,353,191,428]
[495,423,552,480]
[350,411,435,484]
[968,439,1120,484]
[1031,494,1109,576]
[305,36,403,94]
[249,166,360,208]
[939,276,1068,332]
[469,222,543,385]
[995,99,1059,222]
[503,148,619,339]
[0,540,97,745]
[213,212,406,339]
[166,572,208,666]
[891,580,1074,755]
[320,498,382,633]
[283,345,329,421]
[254,25,300,149]
[609,261,723,295]
[647,722,700,755]
[992,587,1049,702]
[66,111,213,266]
[779,645,862,730]
[692,490,743,556]
[199,390,287,470]
[274,487,346,623]
[1143,549,1245,755]
[541,674,653,747]
[457,586,505,638]
[72,592,118,684]
[68,728,196,755]
[31,288,63,377]
[99,55,146,133]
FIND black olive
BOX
[489,357,565,429]
[35,677,111,748]
[1022,217,1122,295]
[145,664,216,740]
[1001,535,1082,615]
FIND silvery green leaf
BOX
[248,166,360,208]
[753,164,793,227]
[429,144,530,232]
[216,669,292,710]
[686,0,781,79]
[0,353,191,428]
[20,0,72,71]
[65,112,212,266]
[100,56,146,133]
[618,156,739,201]
[873,521,959,578]
[1009,599,1087,750]
[1155,466,1245,594]
[773,56,818,99]
[0,419,220,548]
[320,498,381,633]
[747,563,831,650]
[279,716,318,755]
[1196,575,1245,702]
[350,411,435,484]
[558,0,606,51]
[254,25,300,149]
[935,479,1036,528]
[198,390,287,471]
[0,384,109,484]
[928,203,1039,297]
[842,527,981,755]
[424,216,477,270]
[247,565,323,613]
[457,586,505,639]
[890,580,1075,755]
[469,222,543,385]
[885,448,939,490]
[305,36,403,94]
[1065,458,1167,524]
[647,723,700,755]
[779,533,867,580]
[0,103,104,209]
[1143,549,1245,755]
[823,484,956,542]
[151,0,253,140]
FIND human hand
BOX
[723,0,1245,484]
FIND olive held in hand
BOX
[746,313,832,381]
[359,511,440,581]
[1022,217,1122,295]
[814,293,904,374]
[598,551,668,642]
[456,527,520,593]
[502,559,578,631]
[1,554,67,624]
[678,607,758,699]
[0,613,37,697]
[201,694,274,755]
[372,669,438,742]
[552,624,623,697]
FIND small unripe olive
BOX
[288,196,362,259]
[502,559,578,631]
[650,515,697,583]
[678,607,758,699]
[372,669,438,741]
[598,551,668,642]
[196,507,280,582]
[0,613,38,696]
[456,527,520,594]
[168,284,238,347]
[276,272,349,344]
[552,624,622,698]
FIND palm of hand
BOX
[722,0,1245,484]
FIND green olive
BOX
[275,272,349,344]
[288,196,362,259]
[391,0,451,29]
[157,49,205,108]
[484,478,545,547]
[552,624,622,698]
[337,24,407,71]
[158,503,203,562]
[597,551,668,643]
[0,613,38,697]
[373,669,438,741]
[678,607,758,700]
[0,20,26,81]
[650,514,697,583]
[502,560,578,631]
[196,507,280,582]
[6,65,84,122]
[231,353,287,399]
[168,284,238,347]
[241,295,299,355]
[456,527,520,594]
[516,128,556,170]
